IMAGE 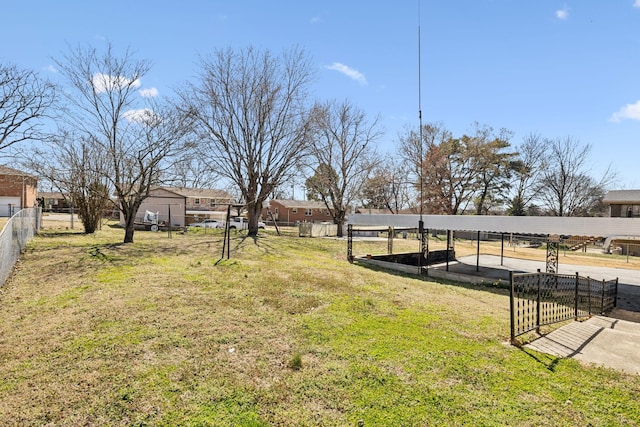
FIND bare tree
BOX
[28,131,110,234]
[163,153,220,189]
[471,123,515,215]
[360,159,413,213]
[305,100,382,236]
[398,121,453,213]
[538,136,616,216]
[185,46,314,237]
[0,62,55,154]
[507,133,547,216]
[54,44,191,242]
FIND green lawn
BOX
[0,226,639,426]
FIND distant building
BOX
[602,190,640,218]
[120,186,235,228]
[38,191,72,213]
[263,199,334,225]
[0,165,38,217]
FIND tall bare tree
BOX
[54,44,191,242]
[305,100,382,236]
[185,46,314,237]
[0,62,55,154]
[507,133,547,216]
[538,136,615,216]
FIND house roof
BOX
[355,207,394,215]
[159,187,234,200]
[38,191,67,199]
[0,165,36,178]
[267,199,329,209]
[602,190,640,204]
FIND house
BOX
[38,191,72,213]
[171,187,236,222]
[121,187,235,228]
[262,199,334,226]
[0,165,38,217]
[602,190,640,218]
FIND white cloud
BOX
[609,100,640,122]
[92,73,141,94]
[635,0,640,8]
[139,87,159,98]
[325,62,367,86]
[122,108,156,124]
[45,64,58,73]
[310,16,321,24]
[556,8,569,20]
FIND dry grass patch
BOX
[1,227,639,425]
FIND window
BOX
[292,208,297,214]
[305,208,312,216]
[194,198,200,205]
[210,199,216,207]
[326,210,330,216]
[274,208,279,214]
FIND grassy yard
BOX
[1,225,639,426]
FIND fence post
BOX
[509,271,515,344]
[574,272,579,320]
[536,269,541,335]
[601,279,606,315]
[587,276,592,315]
[388,226,393,255]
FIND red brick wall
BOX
[263,201,334,224]
[0,174,38,207]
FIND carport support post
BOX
[167,204,172,239]
[388,226,393,255]
[446,230,451,272]
[422,225,429,276]
[500,233,505,266]
[476,231,480,272]
[347,224,353,263]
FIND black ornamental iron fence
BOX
[509,270,618,344]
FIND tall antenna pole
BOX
[418,0,424,220]
[417,0,427,276]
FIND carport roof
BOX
[348,214,640,237]
[603,190,640,204]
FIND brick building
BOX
[262,199,335,225]
[0,165,38,217]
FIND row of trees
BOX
[360,123,615,219]
[1,44,614,243]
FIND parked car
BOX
[189,219,224,228]
[229,217,266,229]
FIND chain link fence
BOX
[0,207,41,287]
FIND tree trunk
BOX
[335,210,346,238]
[247,201,263,237]
[124,224,135,243]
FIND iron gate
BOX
[510,270,618,344]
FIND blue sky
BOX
[2,1,640,187]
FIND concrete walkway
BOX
[525,316,640,374]
[440,255,640,374]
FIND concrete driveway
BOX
[452,255,640,373]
